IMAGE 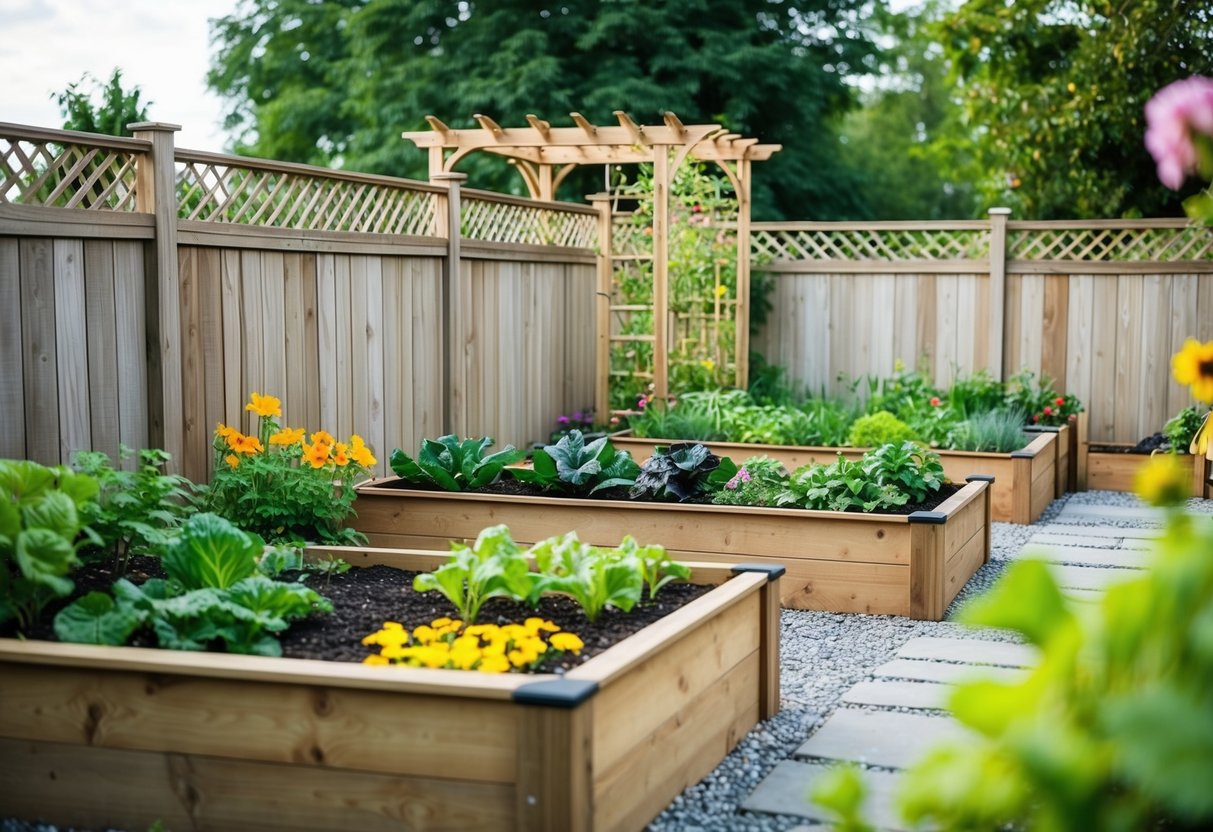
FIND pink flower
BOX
[1043,406,1054,416]
[557,415,570,425]
[1145,76,1213,190]
[930,397,941,407]
[637,395,648,410]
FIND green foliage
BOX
[72,446,195,574]
[863,441,946,503]
[809,765,877,832]
[412,525,535,623]
[0,460,99,633]
[1005,370,1084,426]
[615,536,692,601]
[629,443,737,502]
[846,411,919,448]
[938,0,1213,218]
[629,398,730,443]
[952,408,1030,453]
[947,369,1007,417]
[712,456,789,507]
[509,430,639,495]
[1164,405,1208,452]
[389,435,524,491]
[55,68,150,136]
[778,442,944,512]
[54,513,331,656]
[857,364,943,417]
[208,0,880,220]
[530,533,644,623]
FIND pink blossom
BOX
[1145,76,1213,190]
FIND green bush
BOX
[846,412,918,448]
[1163,405,1208,452]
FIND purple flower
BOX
[1145,76,1213,190]
[556,415,570,425]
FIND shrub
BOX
[846,411,918,448]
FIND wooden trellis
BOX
[403,111,779,417]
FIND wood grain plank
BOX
[1136,274,1169,436]
[1113,274,1143,442]
[198,247,226,481]
[283,252,307,426]
[260,251,287,404]
[381,258,409,468]
[83,240,119,460]
[1167,274,1199,417]
[219,248,244,426]
[1088,276,1118,441]
[0,239,24,458]
[302,253,321,432]
[239,249,264,427]
[364,256,386,469]
[334,254,353,438]
[315,254,338,432]
[177,245,206,480]
[53,239,90,463]
[112,241,147,456]
[1065,275,1094,419]
[21,238,59,464]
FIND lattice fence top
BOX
[176,150,440,236]
[751,226,989,262]
[462,194,596,248]
[0,127,146,211]
[1008,225,1213,262]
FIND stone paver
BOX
[1023,544,1152,568]
[872,658,1027,685]
[895,636,1038,667]
[794,710,972,769]
[1055,504,1164,523]
[842,680,950,710]
[1029,523,1160,540]
[1049,563,1141,591]
[741,761,906,830]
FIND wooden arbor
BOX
[403,112,779,418]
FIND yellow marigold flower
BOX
[524,617,560,635]
[362,654,390,666]
[245,392,282,418]
[350,434,367,450]
[302,441,330,468]
[269,426,306,446]
[450,644,481,670]
[412,625,437,645]
[381,644,410,660]
[550,632,585,654]
[508,649,532,668]
[351,444,377,468]
[464,624,493,638]
[224,454,240,470]
[230,433,264,455]
[333,442,351,467]
[481,642,506,657]
[477,655,510,674]
[416,645,450,668]
[432,617,453,628]
[700,358,716,372]
[715,284,728,299]
[311,430,336,447]
[1135,453,1189,508]
[1172,338,1213,404]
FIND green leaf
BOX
[961,559,1072,647]
[54,591,144,645]
[161,513,259,590]
[0,460,57,503]
[14,528,76,595]
[21,491,79,535]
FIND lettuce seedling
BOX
[530,532,643,622]
[412,524,535,622]
[615,535,692,600]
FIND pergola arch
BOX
[403,111,779,417]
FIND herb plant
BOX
[952,408,1030,453]
[846,411,919,448]
[629,443,738,502]
[712,456,789,507]
[412,524,535,622]
[72,446,195,574]
[530,532,644,623]
[1163,405,1208,452]
[508,430,640,495]
[946,369,1007,417]
[1005,370,1084,426]
[862,441,946,503]
[0,460,99,633]
[390,434,524,491]
[777,455,909,513]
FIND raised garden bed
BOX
[609,430,1055,525]
[1079,440,1211,499]
[0,546,780,832]
[351,478,993,620]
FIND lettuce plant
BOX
[629,443,738,502]
[616,535,692,600]
[846,411,919,448]
[0,459,99,633]
[508,430,639,495]
[390,435,524,491]
[530,532,644,622]
[412,524,535,622]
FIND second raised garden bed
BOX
[0,546,779,832]
[351,478,993,621]
[1079,442,1211,498]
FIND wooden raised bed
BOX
[609,430,1056,525]
[1079,441,1211,499]
[351,478,994,620]
[0,547,780,832]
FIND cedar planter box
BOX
[1025,421,1076,496]
[351,478,994,620]
[609,431,1055,525]
[1079,441,1211,499]
[0,548,780,832]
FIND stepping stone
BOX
[842,680,950,710]
[1029,533,1120,549]
[896,637,1037,667]
[1055,504,1164,523]
[1050,564,1141,591]
[795,710,973,769]
[1023,545,1152,568]
[742,760,906,830]
[872,658,1027,685]
[1030,524,1160,540]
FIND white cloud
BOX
[0,0,240,150]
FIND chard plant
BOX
[508,430,639,495]
[412,524,535,622]
[0,459,100,633]
[54,512,331,656]
[629,443,738,502]
[530,532,644,623]
[390,434,524,491]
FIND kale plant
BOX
[390,435,524,491]
[508,430,639,495]
[629,443,738,502]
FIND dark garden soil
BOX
[2,556,712,674]
[382,476,963,515]
[1090,432,1187,455]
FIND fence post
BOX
[588,194,613,422]
[128,121,183,471]
[433,172,467,436]
[987,207,1011,380]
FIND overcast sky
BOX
[1,0,240,150]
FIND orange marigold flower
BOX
[224,454,240,469]
[245,392,282,419]
[351,445,377,468]
[216,422,240,443]
[350,434,367,450]
[302,441,331,468]
[269,426,306,446]
[230,433,264,455]
[333,442,350,467]
[311,430,336,447]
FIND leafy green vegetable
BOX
[53,590,145,645]
[412,524,535,622]
[508,430,639,495]
[530,532,644,623]
[778,454,908,513]
[846,411,919,448]
[161,513,261,590]
[1163,405,1208,452]
[389,435,524,491]
[616,535,692,600]
[712,456,790,507]
[629,443,738,502]
[861,441,945,503]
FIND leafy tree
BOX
[55,68,151,136]
[938,0,1213,218]
[207,0,881,219]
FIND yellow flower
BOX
[302,441,331,468]
[432,617,453,628]
[333,442,350,467]
[311,430,336,447]
[351,444,377,468]
[477,655,510,674]
[700,359,716,372]
[714,284,728,299]
[1134,453,1189,508]
[449,643,481,670]
[224,454,240,470]
[1172,338,1213,404]
[216,422,240,443]
[524,617,560,635]
[362,654,390,666]
[230,433,264,455]
[245,392,282,419]
[550,632,584,654]
[416,645,450,668]
[269,426,306,446]
[411,625,437,645]
[1191,411,1211,457]
[350,434,367,450]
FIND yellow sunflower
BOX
[1172,339,1213,404]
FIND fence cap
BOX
[126,121,181,133]
[988,207,1012,216]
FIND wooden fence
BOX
[1,122,596,480]
[753,212,1213,443]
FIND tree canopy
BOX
[55,69,151,137]
[207,0,881,219]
